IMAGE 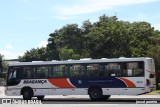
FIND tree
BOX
[59,48,81,60]
[46,15,160,60]
[84,15,131,58]
[128,22,154,57]
[0,54,8,78]
[0,54,4,72]
[48,24,84,60]
[19,47,55,62]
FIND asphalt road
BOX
[41,97,160,104]
[0,97,159,104]
[1,85,160,105]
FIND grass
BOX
[147,90,160,95]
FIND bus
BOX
[5,57,156,101]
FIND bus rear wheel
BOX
[37,96,45,100]
[89,87,102,101]
[22,89,33,100]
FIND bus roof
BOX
[9,57,152,66]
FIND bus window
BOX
[23,66,35,79]
[106,63,122,76]
[53,65,68,78]
[69,64,85,77]
[7,67,20,86]
[124,62,144,77]
[86,64,102,77]
[36,66,51,79]
[103,65,109,77]
[8,67,20,81]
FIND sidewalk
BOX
[0,86,4,97]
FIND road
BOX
[0,95,160,107]
[0,95,159,104]
[1,86,160,106]
[41,97,160,104]
[0,97,160,105]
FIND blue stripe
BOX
[69,77,127,88]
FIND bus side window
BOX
[104,64,109,77]
[106,63,122,77]
[135,62,144,76]
[36,66,50,79]
[53,65,68,78]
[98,64,105,77]
[69,64,85,77]
[126,62,144,77]
[23,66,35,79]
[87,64,101,77]
[122,63,127,77]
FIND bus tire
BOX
[101,95,111,101]
[22,88,33,100]
[89,87,102,101]
[37,96,45,100]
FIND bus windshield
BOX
[7,67,20,86]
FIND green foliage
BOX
[2,61,8,73]
[0,54,3,72]
[0,54,8,72]
[19,14,160,64]
[86,16,131,58]
[59,48,81,60]
[48,24,84,59]
[147,45,160,89]
[19,14,160,63]
[148,90,160,95]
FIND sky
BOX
[0,0,160,59]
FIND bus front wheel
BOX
[22,89,33,100]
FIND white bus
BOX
[5,57,156,101]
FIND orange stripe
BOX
[48,78,74,88]
[119,77,136,88]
